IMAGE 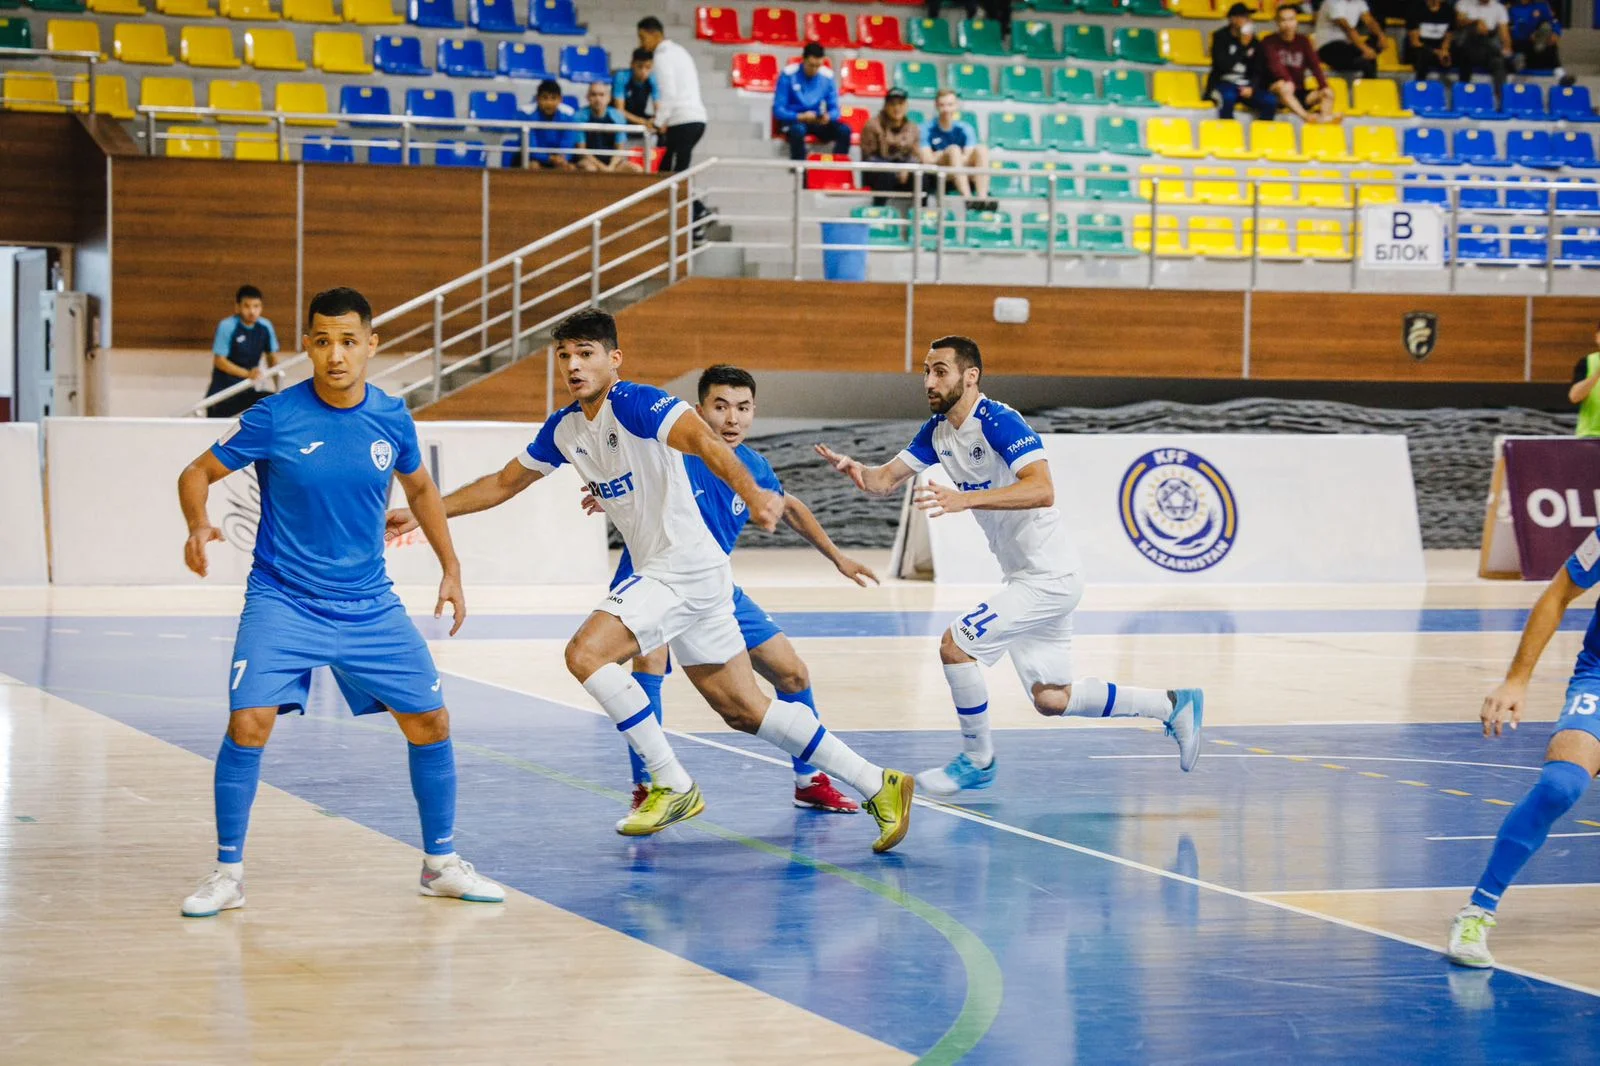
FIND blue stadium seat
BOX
[369,140,425,165]
[1505,176,1551,213]
[468,89,516,124]
[1453,82,1502,119]
[1553,132,1600,169]
[408,0,461,28]
[1551,85,1599,122]
[469,0,518,32]
[339,85,395,126]
[1561,226,1600,262]
[439,38,493,78]
[435,138,487,166]
[1454,128,1507,166]
[1507,224,1549,262]
[1500,82,1544,120]
[498,41,546,78]
[405,86,460,130]
[1404,127,1455,166]
[1402,172,1449,205]
[302,134,355,163]
[529,0,583,34]
[1458,176,1501,210]
[1557,179,1600,213]
[374,35,430,76]
[1403,79,1454,119]
[558,44,607,83]
[1456,224,1501,260]
[1506,129,1560,168]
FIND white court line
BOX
[444,667,1600,1001]
[50,627,79,634]
[1257,883,1600,896]
[1428,832,1600,842]
[1091,754,1542,772]
[157,633,187,639]
[103,630,133,637]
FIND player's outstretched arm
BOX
[177,450,232,578]
[1483,567,1587,737]
[668,412,783,532]
[782,494,879,586]
[396,465,467,637]
[387,458,543,539]
[914,458,1055,518]
[814,444,916,496]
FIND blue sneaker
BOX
[915,753,997,798]
[1166,688,1204,772]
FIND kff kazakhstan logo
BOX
[1118,449,1237,573]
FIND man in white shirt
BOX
[1314,0,1386,78]
[637,16,707,173]
[1454,0,1511,93]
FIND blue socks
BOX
[627,671,665,786]
[214,735,264,865]
[781,687,822,779]
[1471,759,1591,911]
[407,737,458,857]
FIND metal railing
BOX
[0,47,101,113]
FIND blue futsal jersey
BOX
[614,443,783,581]
[1565,532,1600,662]
[210,380,421,600]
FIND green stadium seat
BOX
[851,205,909,247]
[918,208,961,250]
[1083,163,1135,200]
[1042,112,1091,152]
[1103,69,1155,107]
[989,111,1041,150]
[986,160,1034,198]
[1029,0,1077,10]
[893,60,941,99]
[1021,210,1071,251]
[1079,0,1126,13]
[947,61,993,100]
[1076,212,1131,253]
[1126,0,1174,14]
[1053,66,1099,105]
[0,16,32,47]
[1031,160,1078,200]
[1061,24,1111,62]
[965,210,1014,248]
[958,17,1006,56]
[29,0,88,12]
[1000,63,1049,102]
[1114,27,1166,64]
[1096,115,1149,156]
[909,16,962,55]
[1010,19,1062,60]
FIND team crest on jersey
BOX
[370,440,393,471]
[1118,448,1237,574]
[606,431,619,450]
[970,443,986,463]
[732,496,746,516]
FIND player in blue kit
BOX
[175,287,503,918]
[591,365,879,817]
[1449,530,1600,967]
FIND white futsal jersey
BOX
[518,381,728,580]
[896,395,1081,580]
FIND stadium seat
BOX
[180,26,241,68]
[908,16,962,54]
[559,44,608,83]
[157,0,218,16]
[1349,78,1409,118]
[696,6,744,44]
[1375,34,1405,72]
[242,30,303,71]
[989,111,1040,151]
[405,86,457,129]
[1189,216,1246,258]
[498,40,546,78]
[1351,125,1407,165]
[1080,0,1126,14]
[837,103,868,144]
[752,7,801,46]
[1554,131,1600,169]
[1199,118,1254,160]
[1042,112,1090,152]
[373,34,426,74]
[1501,82,1543,121]
[1402,172,1448,206]
[1297,218,1350,260]
[1299,124,1354,163]
[2,72,64,112]
[302,134,355,163]
[368,140,423,164]
[891,60,940,98]
[1133,214,1184,255]
[1254,217,1293,258]
[806,11,852,47]
[1192,166,1248,206]
[1455,127,1506,166]
[165,125,221,157]
[24,0,87,12]
[1456,223,1501,261]
[468,88,515,124]
[435,139,487,167]
[1248,166,1299,207]
[1076,212,1131,253]
[1353,168,1398,205]
[1403,126,1454,166]
[83,74,134,117]
[345,0,403,23]
[964,209,1014,248]
[1104,69,1155,107]
[1505,176,1550,213]
[1115,27,1164,65]
[313,31,373,73]
[139,74,196,118]
[852,205,909,247]
[959,17,1005,56]
[407,0,459,27]
[1019,210,1070,252]
[88,0,145,14]
[840,58,887,97]
[1097,115,1149,156]
[114,24,175,65]
[1062,24,1111,62]
[1153,69,1207,109]
[948,61,992,99]
[208,78,264,121]
[1561,227,1600,262]
[1147,117,1202,159]
[1321,75,1351,116]
[529,0,582,34]
[804,152,857,191]
[1250,120,1306,162]
[858,14,909,50]
[1299,168,1352,208]
[340,84,395,124]
[275,81,333,125]
[233,130,280,160]
[1031,160,1076,200]
[1507,129,1560,169]
[1454,81,1501,119]
[219,0,277,18]
[1127,0,1174,15]
[1083,163,1135,200]
[1555,180,1598,213]
[1010,19,1061,60]
[438,37,491,77]
[1457,174,1500,210]
[47,19,101,55]
[1403,79,1453,118]
[732,52,778,91]
[1137,163,1186,203]
[285,0,340,22]
[1054,67,1099,105]
[1551,85,1599,122]
[1160,28,1207,66]
[1001,63,1048,102]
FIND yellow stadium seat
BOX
[312,31,372,74]
[1249,121,1307,163]
[1353,168,1398,206]
[1138,163,1188,203]
[1320,75,1350,115]
[140,74,197,119]
[1349,77,1411,118]
[114,23,176,64]
[274,80,335,125]
[1189,216,1247,258]
[71,73,136,117]
[285,0,340,21]
[1177,0,1224,16]
[1254,0,1311,19]
[221,0,279,19]
[1375,35,1404,72]
[1152,70,1209,110]
[245,28,305,69]
[1247,166,1300,207]
[234,129,280,160]
[1198,118,1256,160]
[1148,117,1204,159]
[1301,124,1356,163]
[47,20,104,57]
[89,0,149,15]
[1160,28,1208,67]
[1133,214,1185,256]
[3,72,67,112]
[181,25,241,67]
[1253,217,1295,257]
[1299,167,1353,208]
[1351,124,1410,165]
[158,0,219,16]
[1297,217,1351,260]
[344,0,404,23]
[165,125,221,158]
[1192,165,1250,206]
[208,77,265,121]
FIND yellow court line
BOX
[1581,820,1600,828]
[1359,771,1387,779]
[1212,739,1238,746]
[1287,755,1309,762]
[1440,789,1472,797]
[1247,747,1273,754]
[1399,780,1430,787]
[1321,763,1348,771]
[1484,799,1513,807]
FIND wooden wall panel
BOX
[1532,297,1598,383]
[0,114,88,245]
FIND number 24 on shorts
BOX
[960,603,998,639]
[1566,691,1600,717]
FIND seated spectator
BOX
[1406,0,1457,80]
[860,88,925,206]
[1207,4,1277,120]
[520,79,579,169]
[774,43,852,162]
[926,0,1012,42]
[1263,6,1339,122]
[1454,0,1511,95]
[613,47,657,129]
[575,82,644,173]
[920,88,992,208]
[1314,0,1387,79]
[1508,0,1570,81]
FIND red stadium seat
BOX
[839,57,887,97]
[695,6,746,44]
[805,152,858,190]
[838,104,869,145]
[857,14,911,50]
[731,51,778,91]
[626,145,668,171]
[751,7,801,47]
[805,11,854,48]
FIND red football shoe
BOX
[629,783,649,812]
[793,773,859,813]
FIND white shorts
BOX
[948,573,1085,693]
[599,566,744,667]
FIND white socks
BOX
[583,663,692,792]
[422,852,454,872]
[944,662,993,767]
[756,699,883,799]
[1066,677,1174,721]
[219,861,243,882]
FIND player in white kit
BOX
[817,336,1205,796]
[387,309,914,852]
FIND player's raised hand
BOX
[836,555,880,587]
[183,525,224,578]
[748,490,784,532]
[1481,679,1526,737]
[579,489,603,516]
[914,482,968,518]
[436,570,467,636]
[815,444,867,492]
[385,507,419,541]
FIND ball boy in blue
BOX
[175,287,503,917]
[1449,530,1600,967]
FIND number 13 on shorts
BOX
[1566,691,1600,717]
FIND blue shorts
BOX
[733,586,782,651]
[1557,650,1600,743]
[229,572,442,716]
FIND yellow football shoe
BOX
[863,770,914,853]
[615,782,704,837]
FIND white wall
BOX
[0,424,49,585]
[99,349,434,417]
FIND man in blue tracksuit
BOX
[772,42,852,161]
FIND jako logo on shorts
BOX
[1117,448,1237,574]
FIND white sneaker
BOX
[1447,904,1496,968]
[182,870,245,917]
[419,855,505,903]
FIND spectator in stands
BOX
[1263,6,1339,123]
[1406,0,1457,80]
[1314,0,1387,79]
[1508,0,1570,82]
[1206,4,1276,120]
[613,47,657,129]
[637,15,707,173]
[774,43,852,162]
[926,0,1013,42]
[860,88,925,205]
[920,89,991,208]
[205,285,279,420]
[1570,325,1600,437]
[523,79,578,169]
[576,82,644,173]
[1453,0,1511,96]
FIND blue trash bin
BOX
[820,221,870,281]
